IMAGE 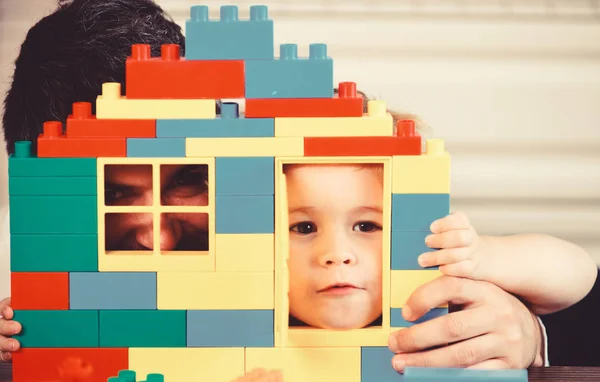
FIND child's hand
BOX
[0,297,22,362]
[231,368,283,382]
[417,212,488,279]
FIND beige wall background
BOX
[1,0,600,297]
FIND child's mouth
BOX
[318,283,361,296]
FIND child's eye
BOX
[290,222,317,235]
[353,222,382,232]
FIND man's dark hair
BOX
[2,0,185,155]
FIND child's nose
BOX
[318,238,357,267]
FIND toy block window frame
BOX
[274,157,392,347]
[97,157,216,272]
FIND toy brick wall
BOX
[7,5,451,382]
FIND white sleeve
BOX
[537,316,550,366]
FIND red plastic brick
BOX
[38,121,127,158]
[245,82,363,117]
[11,272,69,310]
[304,120,422,156]
[66,102,156,138]
[126,44,245,99]
[12,348,128,382]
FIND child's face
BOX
[286,165,383,329]
[103,164,209,251]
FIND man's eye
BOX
[353,222,381,232]
[290,222,317,235]
[105,189,125,203]
[170,166,208,191]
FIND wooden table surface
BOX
[2,364,600,381]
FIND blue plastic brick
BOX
[127,138,186,157]
[13,310,99,347]
[404,367,528,381]
[9,177,97,196]
[245,44,333,99]
[187,310,274,347]
[361,347,404,382]
[186,5,274,60]
[216,195,274,233]
[10,234,98,272]
[70,272,157,310]
[391,194,450,231]
[216,157,274,195]
[9,196,97,234]
[99,310,186,347]
[391,231,438,270]
[156,103,274,138]
[390,308,448,327]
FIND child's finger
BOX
[430,211,472,234]
[418,248,470,268]
[426,229,475,249]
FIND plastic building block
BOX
[10,234,98,272]
[8,142,96,176]
[13,310,99,347]
[157,272,274,310]
[391,194,450,231]
[9,176,96,196]
[360,347,399,382]
[125,44,244,99]
[245,43,333,99]
[9,195,96,234]
[187,310,274,347]
[287,327,389,348]
[12,348,129,382]
[96,83,216,120]
[127,138,186,157]
[216,157,274,195]
[186,137,303,157]
[129,348,245,382]
[157,103,274,138]
[215,234,274,272]
[245,82,364,118]
[216,195,274,233]
[37,121,127,158]
[393,139,451,194]
[274,100,393,137]
[99,310,186,347]
[11,272,69,310]
[390,307,448,328]
[66,102,156,138]
[391,230,435,270]
[185,5,274,60]
[403,367,528,381]
[390,270,446,308]
[245,347,361,382]
[69,272,157,310]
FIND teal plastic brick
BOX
[13,310,98,347]
[186,5,274,60]
[187,310,273,347]
[99,310,186,347]
[216,195,274,233]
[9,177,97,196]
[245,44,333,99]
[156,103,274,138]
[111,370,164,382]
[404,367,528,381]
[118,370,137,381]
[391,230,438,270]
[9,196,97,234]
[70,272,157,310]
[361,347,403,382]
[391,194,450,231]
[127,138,185,157]
[216,157,274,195]
[8,142,97,177]
[10,234,98,272]
[390,308,448,327]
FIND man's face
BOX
[103,164,209,251]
